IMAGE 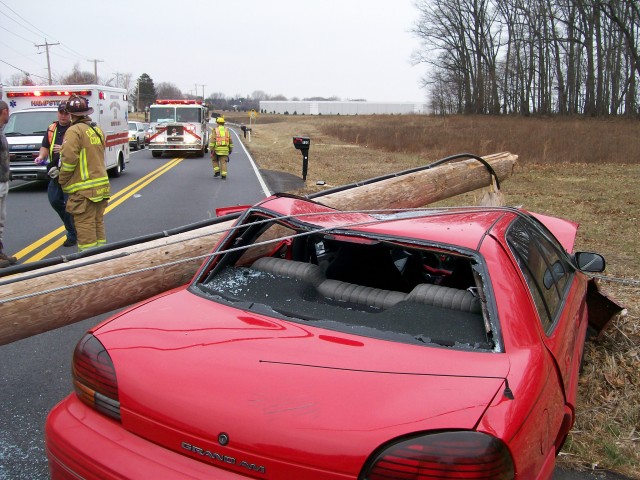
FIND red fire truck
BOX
[147,100,209,158]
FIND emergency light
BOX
[6,90,92,98]
[155,99,203,105]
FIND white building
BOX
[260,101,427,115]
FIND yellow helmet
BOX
[216,116,225,124]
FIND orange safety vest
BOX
[47,122,58,159]
[214,126,230,146]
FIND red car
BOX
[46,195,610,479]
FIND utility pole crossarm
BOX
[87,59,104,83]
[34,40,60,85]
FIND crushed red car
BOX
[45,194,613,479]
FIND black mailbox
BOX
[293,136,311,181]
[293,136,310,149]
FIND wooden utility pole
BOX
[0,153,518,346]
[87,59,103,83]
[34,40,59,85]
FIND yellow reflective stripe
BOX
[49,127,57,159]
[78,241,98,251]
[63,177,110,194]
[79,149,89,180]
[61,162,75,172]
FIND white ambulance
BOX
[1,85,130,181]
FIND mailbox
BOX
[292,136,311,181]
[293,136,311,150]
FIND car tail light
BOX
[72,333,121,421]
[361,431,514,480]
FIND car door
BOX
[505,217,585,400]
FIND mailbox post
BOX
[293,136,311,181]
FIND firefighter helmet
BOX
[216,116,225,124]
[65,95,94,116]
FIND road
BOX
[2,129,270,263]
[0,132,630,479]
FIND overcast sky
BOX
[0,0,428,103]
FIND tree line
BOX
[413,0,639,116]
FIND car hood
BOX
[96,290,510,478]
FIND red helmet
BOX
[65,95,94,116]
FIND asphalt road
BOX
[0,131,631,479]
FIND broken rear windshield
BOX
[192,216,499,352]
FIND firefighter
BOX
[209,116,233,180]
[34,103,77,247]
[58,95,110,252]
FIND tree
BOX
[59,64,94,85]
[412,0,640,116]
[156,82,183,100]
[131,73,157,111]
[7,73,34,86]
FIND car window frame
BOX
[191,209,506,353]
[506,216,575,335]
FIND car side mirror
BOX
[574,252,605,272]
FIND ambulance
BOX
[1,85,130,181]
[147,99,209,158]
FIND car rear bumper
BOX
[45,395,248,480]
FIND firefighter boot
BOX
[0,241,17,268]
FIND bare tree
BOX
[156,82,183,99]
[412,0,639,115]
[59,64,95,85]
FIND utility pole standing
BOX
[34,40,59,85]
[87,59,103,83]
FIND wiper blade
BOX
[32,130,47,135]
[5,132,26,136]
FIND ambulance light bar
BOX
[6,90,93,98]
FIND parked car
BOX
[128,121,146,150]
[143,123,152,145]
[45,195,612,480]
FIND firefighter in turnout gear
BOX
[59,95,110,252]
[34,104,78,247]
[209,116,233,180]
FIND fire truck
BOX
[147,100,209,158]
[1,85,129,180]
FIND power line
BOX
[0,23,35,43]
[0,58,49,81]
[0,1,53,40]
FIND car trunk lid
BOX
[97,290,510,479]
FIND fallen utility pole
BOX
[0,152,517,346]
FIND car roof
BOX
[254,195,515,251]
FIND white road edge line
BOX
[229,127,271,197]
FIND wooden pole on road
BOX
[0,152,518,346]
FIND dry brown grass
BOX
[233,112,640,478]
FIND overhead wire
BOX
[0,0,97,81]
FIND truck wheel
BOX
[110,157,124,177]
[152,151,162,158]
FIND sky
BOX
[0,0,428,103]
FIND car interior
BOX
[195,219,497,351]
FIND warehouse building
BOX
[260,101,427,115]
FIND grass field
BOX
[225,112,640,478]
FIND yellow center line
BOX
[16,157,185,263]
